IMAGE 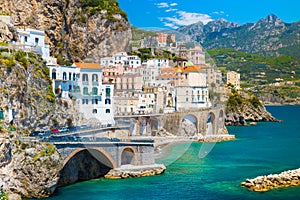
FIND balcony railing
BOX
[92,82,99,86]
[82,81,89,86]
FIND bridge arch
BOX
[120,146,136,166]
[63,147,117,168]
[180,114,198,136]
[58,147,117,187]
[206,111,216,135]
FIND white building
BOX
[100,52,141,69]
[49,63,115,125]
[14,28,57,65]
[136,93,155,114]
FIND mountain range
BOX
[177,14,300,59]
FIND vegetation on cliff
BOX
[0,0,132,63]
[0,49,82,133]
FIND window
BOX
[92,109,97,114]
[69,72,72,80]
[82,74,88,82]
[92,74,98,82]
[83,87,89,95]
[63,72,67,80]
[186,97,189,102]
[92,87,98,95]
[35,38,39,45]
[73,73,76,81]
[82,99,88,104]
[106,109,110,113]
[51,69,56,79]
[24,36,28,42]
[105,99,111,104]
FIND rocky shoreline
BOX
[241,168,300,192]
[104,164,166,179]
[225,103,281,126]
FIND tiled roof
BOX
[73,62,102,69]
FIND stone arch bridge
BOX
[114,105,226,137]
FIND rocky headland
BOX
[241,168,300,192]
[225,103,280,126]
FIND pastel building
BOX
[227,71,240,89]
[188,44,205,65]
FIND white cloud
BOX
[156,2,169,8]
[170,3,178,6]
[161,11,213,29]
[165,8,178,13]
[212,11,225,15]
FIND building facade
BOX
[227,71,240,89]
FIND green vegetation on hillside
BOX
[79,0,127,20]
[226,86,262,113]
[131,48,177,62]
[207,48,300,86]
[131,26,157,40]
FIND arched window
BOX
[92,87,98,95]
[105,99,111,104]
[82,74,88,82]
[92,109,97,114]
[105,87,111,96]
[63,72,67,80]
[83,87,89,95]
[73,73,76,81]
[74,86,80,93]
[92,74,98,82]
[69,72,72,80]
[106,109,110,113]
[51,69,56,79]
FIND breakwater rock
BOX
[241,168,300,192]
[0,136,63,199]
[105,164,166,179]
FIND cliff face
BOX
[0,0,132,63]
[0,136,63,199]
[0,51,83,132]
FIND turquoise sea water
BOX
[44,106,300,200]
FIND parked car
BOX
[59,127,69,133]
[68,126,81,132]
[30,130,42,137]
[50,128,59,133]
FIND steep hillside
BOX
[0,0,132,63]
[207,48,300,104]
[0,49,83,133]
[177,14,300,59]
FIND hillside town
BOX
[0,15,240,128]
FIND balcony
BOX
[82,81,89,86]
[92,81,99,86]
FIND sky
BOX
[117,0,300,29]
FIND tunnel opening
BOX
[58,149,114,187]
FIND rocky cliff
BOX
[0,0,132,63]
[0,135,63,199]
[0,50,83,133]
[225,103,280,126]
[225,90,280,126]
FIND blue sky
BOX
[118,0,300,29]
